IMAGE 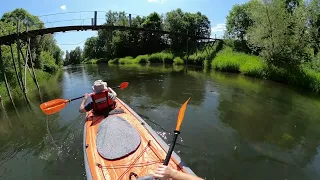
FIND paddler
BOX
[79,80,117,115]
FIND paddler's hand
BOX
[108,92,116,100]
[84,93,89,100]
[153,165,175,180]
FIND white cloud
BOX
[60,5,67,10]
[211,23,226,33]
[147,0,166,3]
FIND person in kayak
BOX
[79,80,117,115]
[153,164,204,180]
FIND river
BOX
[0,64,320,180]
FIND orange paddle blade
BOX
[176,97,191,131]
[119,82,129,89]
[40,99,69,115]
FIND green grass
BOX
[211,46,320,93]
[148,52,174,64]
[212,47,266,77]
[118,56,135,64]
[134,55,150,64]
[108,58,119,65]
[108,53,175,65]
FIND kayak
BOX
[83,98,195,180]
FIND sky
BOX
[0,0,246,53]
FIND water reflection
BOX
[1,64,320,179]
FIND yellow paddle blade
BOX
[40,99,69,115]
[176,97,191,131]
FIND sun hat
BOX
[92,80,108,93]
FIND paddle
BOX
[163,97,191,165]
[40,82,129,115]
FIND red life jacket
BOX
[90,89,115,113]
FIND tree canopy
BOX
[72,9,211,64]
[0,8,63,86]
[225,0,319,69]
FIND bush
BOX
[40,51,59,73]
[135,55,149,64]
[118,56,135,64]
[149,52,174,64]
[173,57,184,65]
[108,58,119,64]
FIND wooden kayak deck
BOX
[84,98,195,180]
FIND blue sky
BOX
[0,0,246,53]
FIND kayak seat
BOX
[96,116,141,160]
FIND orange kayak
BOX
[83,98,195,180]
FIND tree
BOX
[164,9,210,52]
[225,2,254,41]
[0,8,62,74]
[83,37,98,60]
[65,50,70,65]
[69,47,82,64]
[309,0,320,55]
[247,0,311,68]
[141,12,165,54]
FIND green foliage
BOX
[118,56,135,64]
[83,37,98,60]
[67,47,82,65]
[135,55,150,64]
[81,9,211,63]
[149,52,174,64]
[225,2,254,41]
[173,57,184,65]
[165,9,211,52]
[247,0,311,68]
[108,58,119,64]
[40,51,58,72]
[0,8,62,100]
[305,53,320,72]
[212,47,266,76]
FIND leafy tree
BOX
[309,0,320,55]
[164,9,210,52]
[69,47,82,64]
[39,51,58,72]
[83,37,98,60]
[0,8,62,75]
[247,0,311,68]
[65,50,70,65]
[225,2,254,41]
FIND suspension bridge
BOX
[0,10,221,105]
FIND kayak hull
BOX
[83,98,195,180]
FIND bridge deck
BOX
[0,25,219,45]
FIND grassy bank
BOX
[212,47,320,93]
[85,40,224,66]
[0,70,59,103]
[84,41,320,94]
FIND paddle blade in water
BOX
[119,82,129,89]
[40,99,69,115]
[175,97,191,131]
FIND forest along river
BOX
[0,64,320,180]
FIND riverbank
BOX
[0,70,61,104]
[212,47,320,93]
[85,46,320,94]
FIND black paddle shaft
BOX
[69,85,121,102]
[163,130,180,165]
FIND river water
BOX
[1,64,320,180]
